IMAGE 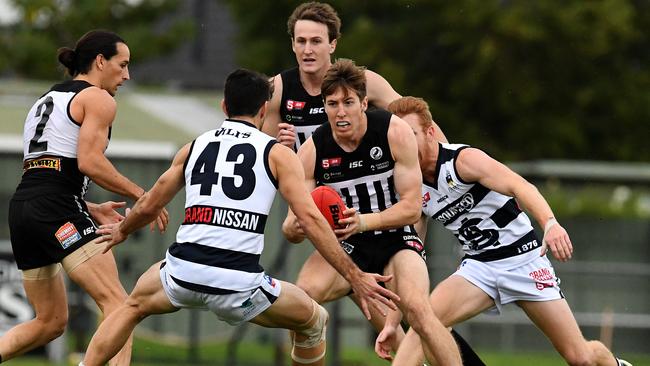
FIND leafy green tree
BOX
[0,0,194,79]
[225,0,650,161]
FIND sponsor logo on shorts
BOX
[529,267,554,282]
[263,274,276,288]
[340,241,354,254]
[535,282,555,290]
[241,293,259,317]
[530,267,556,290]
[23,157,61,172]
[55,222,81,249]
[405,240,424,252]
[240,298,253,308]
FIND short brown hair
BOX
[387,96,435,131]
[322,58,367,101]
[287,2,341,42]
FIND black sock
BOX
[451,328,486,366]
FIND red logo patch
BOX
[406,240,424,251]
[422,192,431,207]
[55,222,82,249]
[321,157,342,169]
[286,100,305,111]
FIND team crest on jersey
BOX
[446,172,456,188]
[370,146,383,160]
[286,100,305,111]
[321,157,342,169]
[55,222,82,249]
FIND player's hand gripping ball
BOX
[311,186,347,229]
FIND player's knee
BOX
[294,302,328,347]
[38,315,67,341]
[292,302,328,364]
[401,299,430,328]
[93,286,128,314]
[561,347,595,366]
[123,296,149,321]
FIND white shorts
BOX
[160,264,282,325]
[455,255,563,315]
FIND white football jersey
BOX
[23,80,94,160]
[421,143,542,269]
[166,119,279,293]
[16,80,96,198]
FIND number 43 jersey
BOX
[169,119,279,293]
[15,80,94,199]
[421,143,542,270]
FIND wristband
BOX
[544,218,558,234]
[358,214,367,233]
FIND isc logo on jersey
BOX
[309,107,324,114]
[286,100,306,111]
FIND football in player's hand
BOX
[311,186,347,229]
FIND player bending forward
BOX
[376,96,633,366]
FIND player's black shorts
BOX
[340,228,426,275]
[9,194,100,270]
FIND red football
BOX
[311,186,347,229]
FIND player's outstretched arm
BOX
[272,143,400,318]
[76,88,169,232]
[456,148,573,261]
[282,138,317,243]
[97,143,190,252]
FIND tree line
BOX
[1,0,648,161]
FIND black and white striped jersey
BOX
[312,109,413,234]
[421,143,542,269]
[14,80,96,199]
[279,67,328,151]
[166,119,279,294]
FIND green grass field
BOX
[4,336,650,366]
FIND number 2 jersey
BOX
[166,119,278,293]
[421,143,542,269]
[14,80,96,200]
